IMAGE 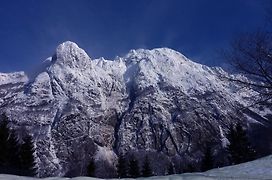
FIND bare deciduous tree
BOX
[222,2,272,105]
[223,31,272,104]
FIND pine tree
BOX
[0,114,37,176]
[183,163,196,173]
[201,145,214,172]
[117,154,127,178]
[167,163,174,175]
[19,135,37,176]
[128,155,140,178]
[142,156,153,177]
[227,123,256,165]
[0,114,10,174]
[87,158,96,177]
[7,129,21,175]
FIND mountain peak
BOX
[51,41,91,68]
[56,41,80,52]
[124,47,189,65]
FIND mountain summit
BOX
[0,42,271,177]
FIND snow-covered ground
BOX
[205,155,272,179]
[1,155,272,180]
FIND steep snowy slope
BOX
[0,41,271,177]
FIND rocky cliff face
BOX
[0,42,271,177]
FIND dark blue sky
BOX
[0,0,269,72]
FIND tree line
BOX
[0,112,257,178]
[86,122,257,178]
[0,114,37,176]
[87,154,154,178]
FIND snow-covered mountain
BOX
[0,41,271,177]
